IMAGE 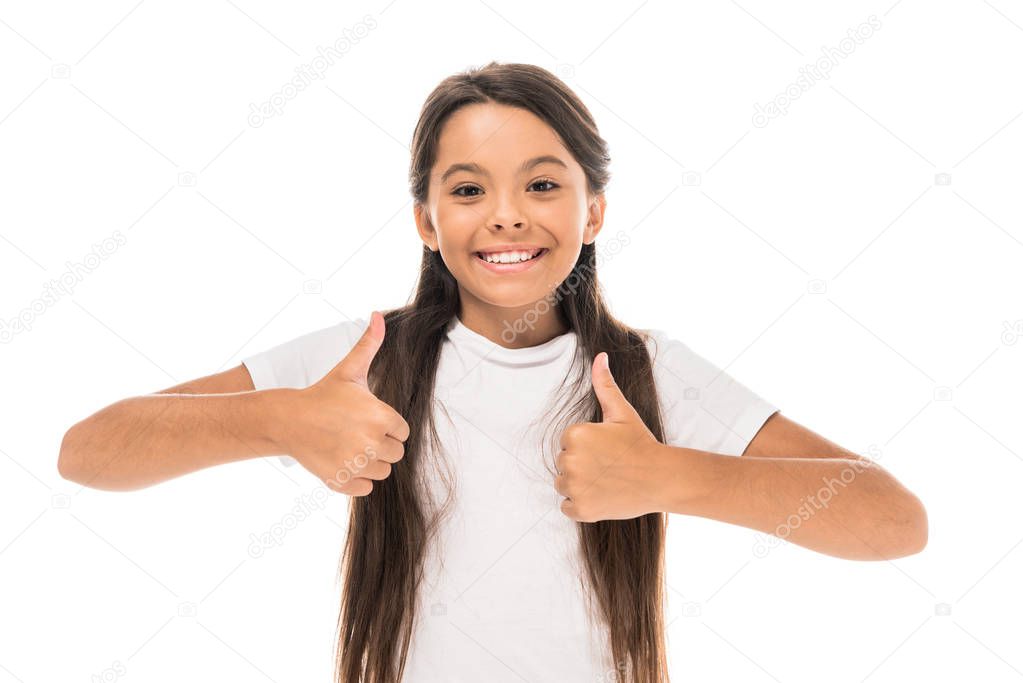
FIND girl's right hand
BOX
[277,311,410,496]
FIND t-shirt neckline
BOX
[445,315,577,366]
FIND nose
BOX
[488,191,526,230]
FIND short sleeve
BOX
[241,317,369,391]
[644,328,778,457]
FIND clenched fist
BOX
[555,352,667,522]
[276,311,410,496]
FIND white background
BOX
[2,1,1022,681]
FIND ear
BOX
[414,203,439,252]
[582,192,607,245]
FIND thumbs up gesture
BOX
[554,352,667,522]
[277,311,410,496]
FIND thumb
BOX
[591,352,639,423]
[329,311,384,386]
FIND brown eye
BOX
[530,179,559,192]
[452,185,481,197]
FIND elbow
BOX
[843,490,928,561]
[903,495,929,556]
[882,492,929,560]
[58,423,103,488]
[57,422,144,493]
[57,427,84,484]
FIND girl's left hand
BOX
[555,352,669,522]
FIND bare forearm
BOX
[653,445,928,560]
[58,389,291,491]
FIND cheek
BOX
[536,199,585,232]
[436,201,483,225]
[432,206,478,250]
[550,246,582,278]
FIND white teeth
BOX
[479,249,542,264]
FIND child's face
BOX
[415,102,606,313]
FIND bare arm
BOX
[555,355,927,561]
[654,413,928,560]
[58,312,409,496]
[57,364,292,492]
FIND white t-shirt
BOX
[242,315,778,682]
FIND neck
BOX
[457,299,569,349]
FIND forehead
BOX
[433,102,571,173]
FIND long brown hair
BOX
[333,61,670,683]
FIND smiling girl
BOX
[59,62,927,683]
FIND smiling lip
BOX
[473,243,547,255]
[473,246,549,273]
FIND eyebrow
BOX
[438,155,568,183]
